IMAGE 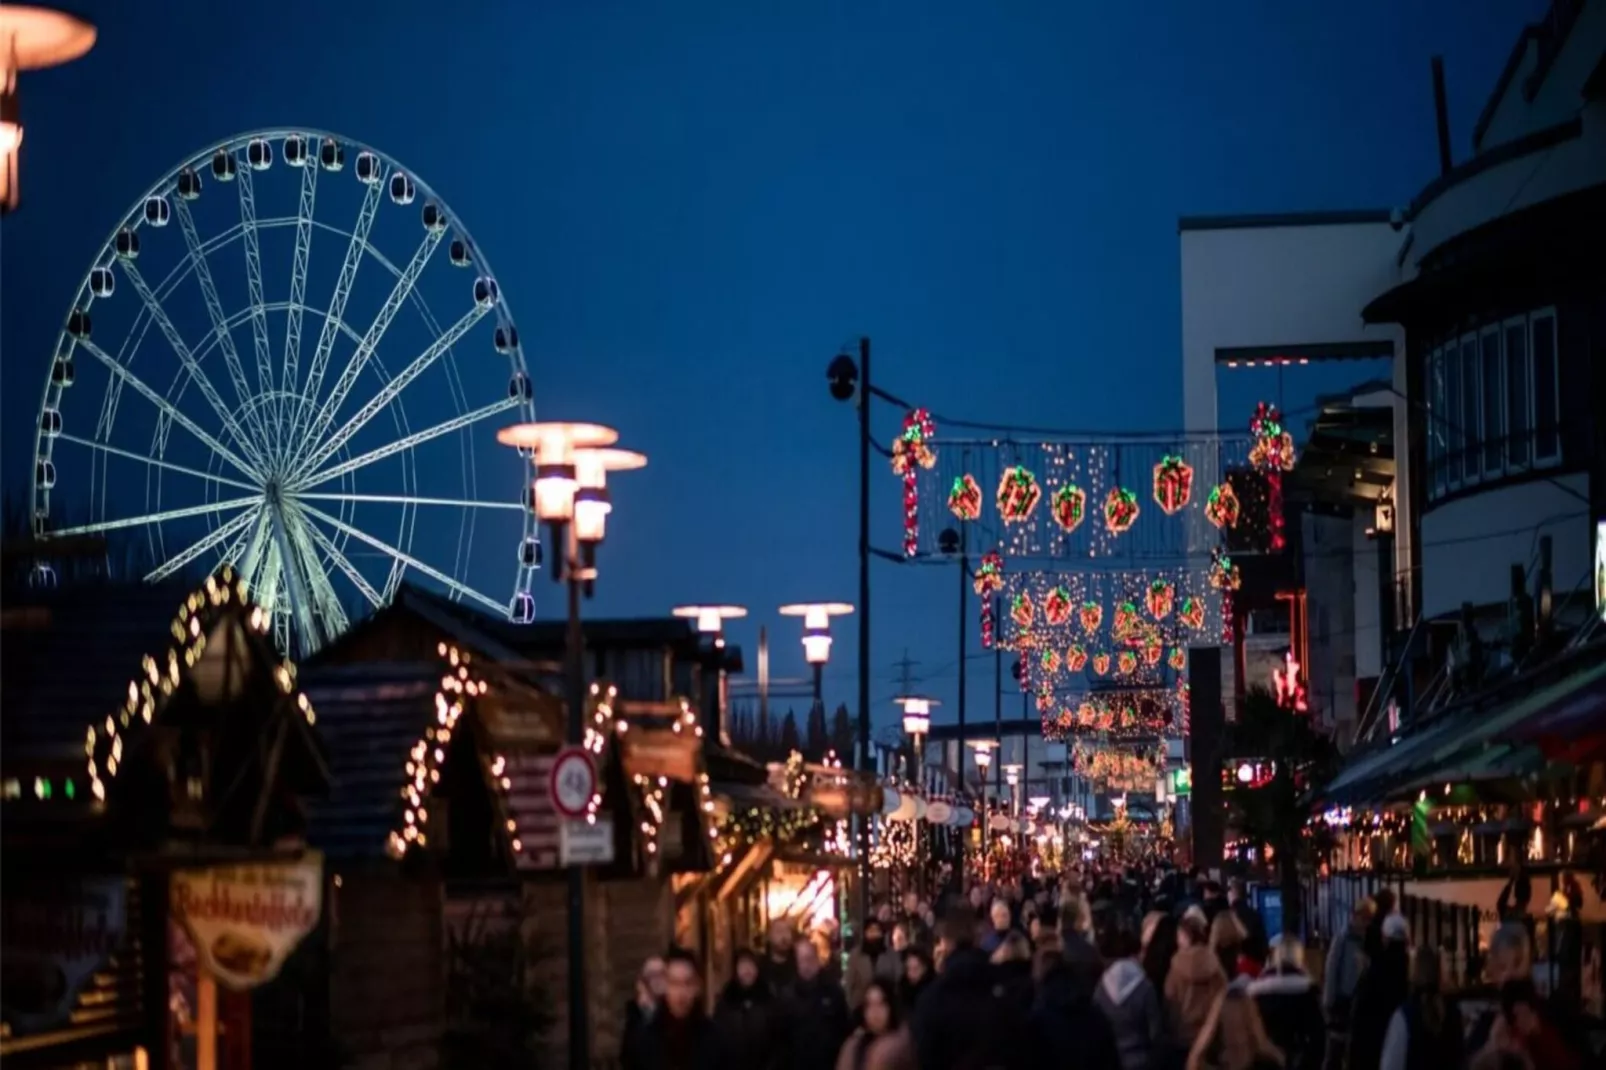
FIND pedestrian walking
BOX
[1034,931,1120,1070]
[1321,899,1371,1070]
[1186,987,1285,1070]
[1348,913,1410,1070]
[714,948,784,1070]
[1248,936,1323,1070]
[834,979,900,1070]
[1167,913,1228,1051]
[896,948,933,1018]
[1378,945,1463,1070]
[621,955,667,1070]
[635,948,724,1070]
[1095,925,1167,1070]
[846,917,902,1010]
[784,939,850,1070]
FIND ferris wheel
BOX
[30,128,542,656]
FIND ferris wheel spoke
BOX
[266,503,325,655]
[281,504,352,635]
[300,502,507,616]
[295,396,523,491]
[117,260,273,474]
[299,492,520,510]
[281,161,318,426]
[75,339,264,482]
[46,495,259,538]
[287,228,446,475]
[56,433,261,494]
[296,508,384,609]
[295,173,385,447]
[166,204,274,460]
[236,166,280,457]
[145,505,261,583]
[237,508,274,599]
[291,304,490,482]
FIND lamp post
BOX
[0,5,96,215]
[497,421,646,1070]
[895,695,935,781]
[778,602,854,706]
[1004,763,1022,816]
[826,338,873,926]
[968,740,996,877]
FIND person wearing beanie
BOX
[1350,914,1410,1070]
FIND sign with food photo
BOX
[1,877,128,1033]
[170,854,323,991]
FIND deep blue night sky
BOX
[0,0,1541,733]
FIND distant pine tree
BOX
[830,703,854,761]
[805,701,829,760]
[779,710,801,756]
[755,702,773,760]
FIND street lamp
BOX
[1003,763,1022,816]
[778,602,853,703]
[895,696,937,781]
[497,421,646,1070]
[672,604,748,646]
[967,741,996,876]
[0,5,96,215]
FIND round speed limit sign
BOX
[549,747,597,819]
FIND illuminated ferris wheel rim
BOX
[30,126,541,655]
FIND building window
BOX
[1424,307,1561,502]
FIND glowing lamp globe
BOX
[1003,763,1022,788]
[778,602,853,665]
[572,447,647,545]
[672,605,748,636]
[496,421,619,523]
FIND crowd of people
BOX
[618,865,1588,1070]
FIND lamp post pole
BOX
[562,530,588,1070]
[956,523,967,890]
[855,336,872,928]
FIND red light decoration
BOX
[1151,455,1194,515]
[1272,650,1309,714]
[1168,646,1186,671]
[1179,596,1206,631]
[1051,484,1087,533]
[1146,579,1175,620]
[1248,402,1296,551]
[1103,487,1140,534]
[1117,651,1138,676]
[997,466,1042,524]
[1039,648,1061,675]
[1205,482,1240,529]
[1043,585,1072,626]
[892,408,937,557]
[973,551,1004,648]
[1066,644,1088,672]
[1010,592,1035,630]
[1113,601,1140,642]
[1093,653,1111,676]
[948,473,982,521]
[1079,601,1103,636]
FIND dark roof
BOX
[1,579,195,763]
[299,661,439,860]
[393,585,744,672]
[1471,0,1585,153]
[1177,209,1391,234]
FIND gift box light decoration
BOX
[1146,580,1174,621]
[1043,585,1073,626]
[1051,484,1087,533]
[996,465,1042,524]
[1205,482,1241,530]
[1151,455,1193,515]
[1103,487,1140,534]
[948,474,982,521]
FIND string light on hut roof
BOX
[85,567,314,804]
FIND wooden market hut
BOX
[1,567,330,1070]
[289,584,742,1067]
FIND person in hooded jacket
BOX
[1095,924,1167,1070]
[714,949,785,1070]
[912,907,1036,1070]
[845,918,903,1011]
[1248,936,1323,1070]
[1166,913,1228,1052]
[1347,914,1410,1070]
[1321,899,1372,1070]
[1033,933,1121,1070]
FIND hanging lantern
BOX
[1103,487,1139,534]
[1051,484,1086,534]
[1151,455,1194,515]
[948,473,982,521]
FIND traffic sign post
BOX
[549,746,597,820]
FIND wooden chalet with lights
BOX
[1,567,329,1070]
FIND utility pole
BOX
[856,336,873,930]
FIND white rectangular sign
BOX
[559,818,616,866]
